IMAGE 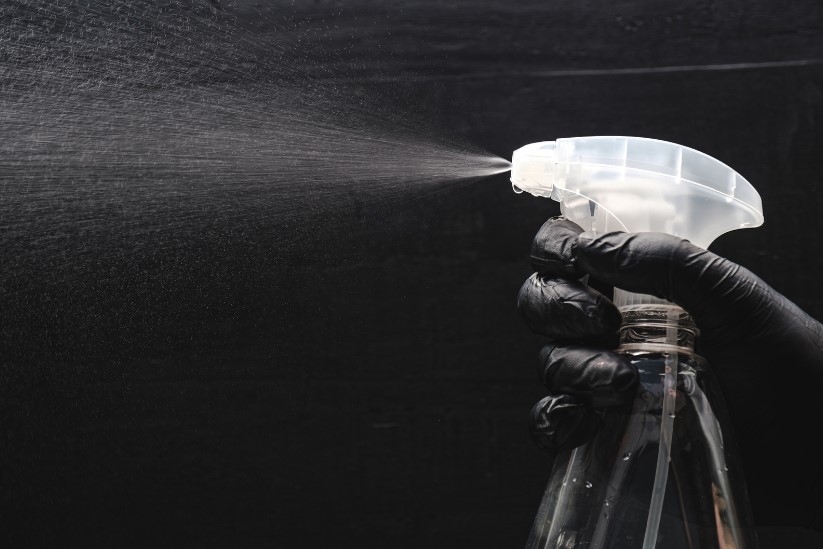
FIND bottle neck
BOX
[618,304,698,352]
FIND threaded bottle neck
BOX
[612,288,671,309]
[618,304,698,352]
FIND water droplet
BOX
[511,182,524,194]
[622,452,632,461]
[668,413,676,418]
[572,478,577,483]
[585,481,593,489]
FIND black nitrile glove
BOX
[518,216,823,542]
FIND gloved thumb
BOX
[574,231,776,342]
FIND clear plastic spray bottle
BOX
[510,136,763,549]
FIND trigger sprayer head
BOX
[510,136,765,308]
[510,136,763,249]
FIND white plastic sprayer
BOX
[511,136,763,549]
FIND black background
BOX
[2,0,822,547]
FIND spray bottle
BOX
[510,136,763,549]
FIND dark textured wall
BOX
[2,1,822,547]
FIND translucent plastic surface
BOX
[510,136,763,250]
[525,307,758,549]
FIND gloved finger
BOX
[529,394,595,451]
[517,273,621,347]
[529,216,615,299]
[530,216,585,277]
[539,343,638,407]
[574,231,776,337]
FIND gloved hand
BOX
[517,216,823,538]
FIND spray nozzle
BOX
[511,136,764,308]
[511,141,558,198]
